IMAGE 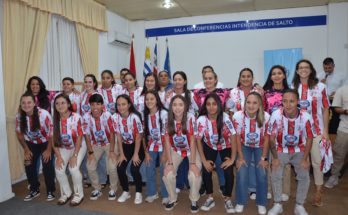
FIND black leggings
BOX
[25,141,55,193]
[117,143,145,192]
[202,143,234,197]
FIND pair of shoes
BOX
[90,190,102,200]
[118,191,131,203]
[235,204,244,213]
[200,197,215,211]
[24,190,40,201]
[70,194,84,206]
[257,205,267,215]
[294,204,308,215]
[268,203,283,215]
[165,201,178,211]
[108,190,116,200]
[250,192,256,200]
[324,176,339,189]
[134,192,143,204]
[224,199,235,213]
[312,189,323,207]
[145,193,159,203]
[281,194,289,202]
[57,194,72,205]
[190,201,199,213]
[46,192,55,201]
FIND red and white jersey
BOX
[164,91,198,115]
[145,110,168,152]
[112,113,143,144]
[16,108,53,144]
[52,92,81,113]
[98,84,123,115]
[226,87,261,112]
[296,83,330,135]
[267,109,314,154]
[168,113,197,158]
[121,87,143,112]
[197,113,236,151]
[158,91,166,105]
[80,91,103,116]
[83,111,114,146]
[233,111,270,148]
[57,112,84,149]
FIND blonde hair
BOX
[244,92,265,128]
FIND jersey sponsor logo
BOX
[136,122,143,133]
[284,134,298,146]
[211,134,219,144]
[299,100,310,109]
[122,132,133,141]
[107,103,116,113]
[28,131,42,139]
[226,120,234,130]
[60,134,72,145]
[246,132,259,145]
[150,128,160,141]
[82,104,90,112]
[173,135,187,148]
[95,130,106,142]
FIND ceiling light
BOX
[162,0,174,9]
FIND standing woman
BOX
[15,92,55,201]
[143,90,169,204]
[162,95,202,213]
[53,77,80,113]
[122,72,143,111]
[140,73,162,115]
[292,59,330,207]
[234,92,270,215]
[113,94,145,204]
[98,70,123,115]
[158,70,173,102]
[26,76,56,112]
[196,93,237,213]
[52,94,86,206]
[80,74,101,116]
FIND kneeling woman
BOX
[234,92,270,215]
[162,95,202,213]
[196,93,237,213]
[53,94,86,206]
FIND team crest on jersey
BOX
[107,103,116,113]
[173,135,187,148]
[284,134,298,146]
[299,100,310,109]
[60,134,72,145]
[95,130,106,142]
[247,132,259,144]
[82,104,90,112]
[211,134,219,144]
[150,128,160,141]
[28,131,42,139]
[122,132,133,141]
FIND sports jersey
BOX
[193,88,230,111]
[197,112,236,150]
[112,112,143,144]
[83,111,114,146]
[53,92,81,113]
[158,90,166,105]
[264,88,284,114]
[121,87,143,112]
[233,111,270,148]
[226,86,262,113]
[16,108,53,144]
[57,112,84,149]
[164,91,198,115]
[168,113,197,158]
[267,109,314,154]
[296,82,330,135]
[98,84,123,114]
[144,110,168,152]
[80,91,103,116]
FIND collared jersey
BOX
[57,112,83,149]
[83,111,114,146]
[197,112,236,151]
[164,91,198,115]
[98,84,123,114]
[226,86,262,113]
[121,87,143,112]
[53,92,81,113]
[80,91,103,116]
[144,110,168,152]
[193,88,230,111]
[112,113,143,144]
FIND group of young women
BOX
[15,59,330,215]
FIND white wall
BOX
[130,6,337,88]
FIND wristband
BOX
[73,153,78,157]
[88,151,94,155]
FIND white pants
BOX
[55,141,87,197]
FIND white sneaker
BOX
[200,197,215,211]
[175,188,181,193]
[108,190,116,200]
[145,193,158,203]
[117,191,130,203]
[162,197,169,205]
[224,200,235,213]
[134,192,143,204]
[267,192,272,199]
[324,175,339,189]
[250,192,256,200]
[281,194,289,202]
[235,204,244,213]
[258,205,267,215]
[268,203,283,215]
[294,204,308,215]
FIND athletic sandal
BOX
[70,194,84,206]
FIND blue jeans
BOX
[215,155,225,187]
[176,157,189,189]
[127,161,146,182]
[82,153,107,184]
[145,151,168,198]
[236,146,267,206]
[248,154,257,193]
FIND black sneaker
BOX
[191,202,199,213]
[90,190,102,200]
[165,201,178,211]
[24,190,40,201]
[46,192,55,201]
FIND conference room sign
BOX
[145,15,326,37]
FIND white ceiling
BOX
[95,0,348,21]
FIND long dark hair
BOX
[19,92,40,134]
[263,65,290,91]
[101,70,116,87]
[124,72,138,88]
[141,73,160,95]
[237,68,254,87]
[26,76,50,110]
[168,95,188,136]
[53,94,74,147]
[173,71,192,111]
[199,93,224,142]
[143,90,167,147]
[115,94,142,120]
[84,74,98,90]
[292,59,319,90]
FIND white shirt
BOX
[332,85,348,133]
[317,71,346,96]
[193,81,224,89]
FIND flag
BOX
[153,38,158,75]
[143,46,152,77]
[129,35,136,78]
[164,38,171,80]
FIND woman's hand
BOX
[144,152,151,166]
[236,158,246,170]
[220,157,235,169]
[24,148,33,161]
[42,149,52,163]
[55,156,64,170]
[203,159,214,173]
[69,156,77,168]
[132,154,141,166]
